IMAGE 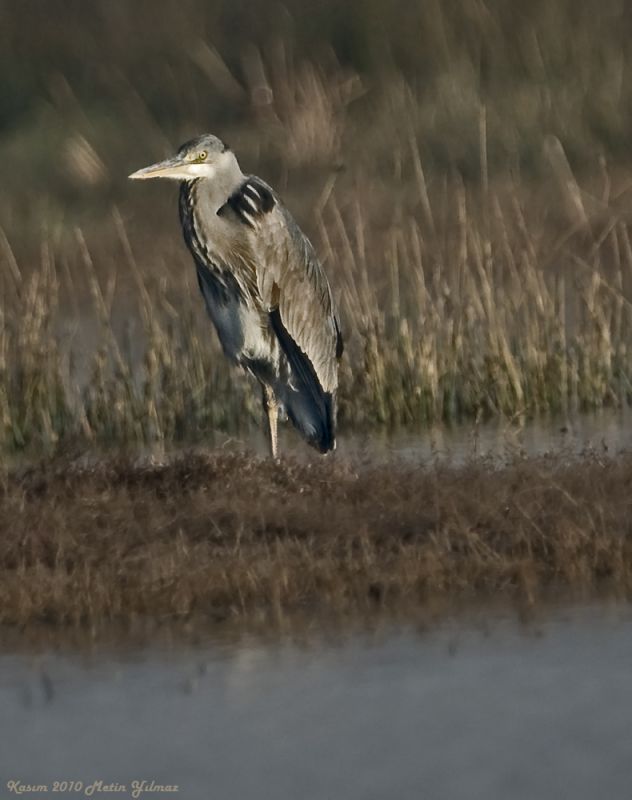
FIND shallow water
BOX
[340,407,632,463]
[2,605,632,799]
[225,405,632,464]
[9,407,632,472]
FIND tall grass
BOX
[3,1,632,454]
[2,137,632,454]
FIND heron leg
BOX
[261,385,279,459]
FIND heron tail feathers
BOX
[269,309,337,453]
[281,388,336,453]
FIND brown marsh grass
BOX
[4,1,632,454]
[4,151,632,454]
[1,452,631,628]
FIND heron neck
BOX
[193,151,244,212]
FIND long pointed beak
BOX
[128,155,187,180]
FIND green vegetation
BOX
[3,1,632,453]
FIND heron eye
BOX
[198,151,207,161]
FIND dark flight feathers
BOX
[214,176,341,452]
[269,308,336,453]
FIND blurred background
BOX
[7,0,632,237]
[4,0,632,453]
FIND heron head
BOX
[128,134,231,181]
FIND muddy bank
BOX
[1,452,631,628]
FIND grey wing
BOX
[218,177,343,452]
[230,178,342,394]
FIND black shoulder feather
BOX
[217,177,275,228]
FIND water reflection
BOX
[240,406,632,464]
[2,605,632,800]
[338,407,632,464]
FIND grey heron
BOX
[129,134,343,458]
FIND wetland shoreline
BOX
[1,450,631,629]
